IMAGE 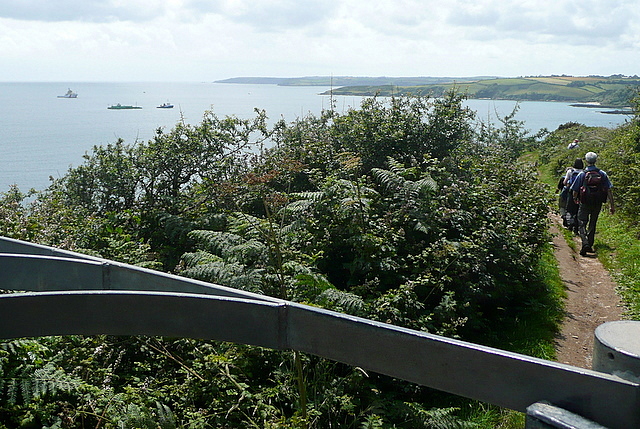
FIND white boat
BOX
[57,88,78,98]
[157,102,174,109]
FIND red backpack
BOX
[579,169,608,204]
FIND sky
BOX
[0,0,638,82]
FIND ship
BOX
[57,88,78,98]
[108,103,142,110]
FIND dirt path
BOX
[550,214,626,369]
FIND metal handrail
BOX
[1,237,639,428]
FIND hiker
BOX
[570,152,615,256]
[563,158,584,234]
[557,173,568,222]
[568,139,580,149]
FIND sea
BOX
[0,82,632,193]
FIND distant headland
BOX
[216,75,639,107]
[215,76,497,87]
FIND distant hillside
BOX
[215,76,498,87]
[322,75,640,106]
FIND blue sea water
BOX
[0,82,632,192]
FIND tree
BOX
[61,139,139,214]
[330,94,473,174]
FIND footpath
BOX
[550,214,626,369]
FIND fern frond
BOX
[180,260,244,282]
[371,168,403,193]
[180,250,222,267]
[7,378,18,404]
[289,191,324,202]
[280,218,306,235]
[404,403,475,429]
[282,194,323,217]
[282,261,332,290]
[318,288,366,314]
[386,157,406,175]
[413,220,432,236]
[187,230,269,266]
[226,272,265,293]
[229,212,268,239]
[6,363,83,405]
[34,364,82,399]
[283,199,313,215]
[228,239,268,266]
[414,175,438,193]
[188,230,243,256]
[1,339,49,356]
[120,403,155,429]
[155,401,177,429]
[373,166,438,200]
[180,261,264,293]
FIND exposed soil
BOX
[550,213,626,369]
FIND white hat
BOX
[585,152,597,163]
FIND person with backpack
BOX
[557,173,568,224]
[563,158,584,234]
[570,152,615,256]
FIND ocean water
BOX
[0,82,632,192]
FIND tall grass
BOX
[593,212,640,319]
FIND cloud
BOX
[445,0,639,46]
[0,0,167,23]
[0,0,639,81]
[172,0,337,32]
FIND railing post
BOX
[526,321,640,428]
[525,402,607,429]
[593,320,640,384]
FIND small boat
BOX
[157,102,174,109]
[57,88,78,98]
[108,103,142,110]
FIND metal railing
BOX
[1,236,638,428]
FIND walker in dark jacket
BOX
[570,152,615,256]
[563,158,584,234]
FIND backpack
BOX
[568,169,581,185]
[579,169,608,204]
[560,168,581,201]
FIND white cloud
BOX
[446,0,638,45]
[0,0,638,81]
[0,0,167,22]
[202,0,336,31]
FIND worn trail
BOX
[550,214,625,369]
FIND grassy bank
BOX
[593,212,640,319]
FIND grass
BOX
[522,238,567,359]
[531,77,571,85]
[463,402,526,429]
[593,212,640,319]
[557,217,579,252]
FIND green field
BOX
[324,75,640,106]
